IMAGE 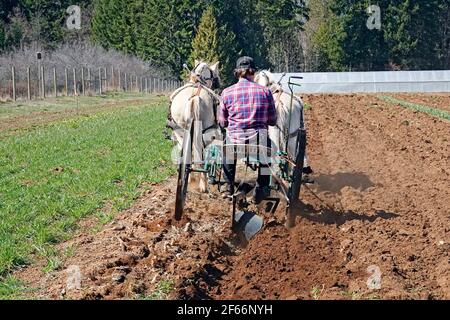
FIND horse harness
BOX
[270,86,301,151]
[192,63,220,89]
[166,82,220,135]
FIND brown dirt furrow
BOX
[201,93,449,300]
[15,178,234,300]
[15,93,450,300]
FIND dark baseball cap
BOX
[235,56,257,70]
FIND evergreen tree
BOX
[0,22,5,52]
[0,0,448,73]
[18,0,75,49]
[438,0,450,68]
[138,0,204,75]
[331,0,388,71]
[0,0,15,22]
[256,0,309,71]
[311,7,346,72]
[190,7,220,64]
[384,0,442,70]
[313,0,444,71]
[305,0,346,71]
[234,0,269,69]
[91,0,141,53]
[189,6,236,85]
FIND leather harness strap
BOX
[168,81,220,130]
[190,83,202,99]
[272,88,302,142]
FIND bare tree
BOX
[0,41,172,99]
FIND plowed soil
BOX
[15,94,450,300]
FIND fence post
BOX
[145,78,148,93]
[53,68,57,97]
[73,68,77,96]
[81,68,85,95]
[104,67,107,92]
[124,73,127,92]
[118,70,121,91]
[65,68,68,96]
[41,66,46,99]
[37,62,41,98]
[87,68,91,94]
[11,66,16,101]
[111,66,115,90]
[27,67,31,100]
[99,68,102,95]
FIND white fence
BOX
[275,70,450,94]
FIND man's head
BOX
[234,56,257,80]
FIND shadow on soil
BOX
[300,171,398,226]
[296,203,399,226]
[313,172,378,193]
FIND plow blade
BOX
[233,211,264,242]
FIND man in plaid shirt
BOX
[219,56,277,203]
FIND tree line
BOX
[307,0,450,72]
[1,0,449,85]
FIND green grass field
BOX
[0,93,175,298]
[0,92,157,119]
[378,95,450,121]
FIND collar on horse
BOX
[169,81,219,103]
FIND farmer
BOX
[219,56,277,204]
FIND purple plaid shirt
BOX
[219,78,277,132]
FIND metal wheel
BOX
[174,122,194,221]
[286,129,307,228]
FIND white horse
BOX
[254,70,307,165]
[169,60,221,193]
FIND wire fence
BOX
[0,65,182,101]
